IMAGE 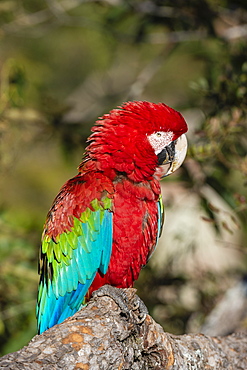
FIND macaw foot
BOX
[131,294,149,324]
[92,285,148,324]
[92,285,130,319]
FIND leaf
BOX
[230,215,241,229]
[221,221,233,234]
[208,203,220,213]
[201,216,215,223]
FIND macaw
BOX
[36,101,188,334]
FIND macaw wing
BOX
[157,194,165,239]
[36,197,113,334]
[145,194,164,263]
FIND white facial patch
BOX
[147,131,174,155]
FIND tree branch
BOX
[0,288,246,369]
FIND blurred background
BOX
[0,0,247,356]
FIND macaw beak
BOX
[157,134,188,178]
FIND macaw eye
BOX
[156,132,162,137]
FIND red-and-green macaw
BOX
[37,101,188,334]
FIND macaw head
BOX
[85,101,188,181]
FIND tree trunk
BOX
[0,288,246,370]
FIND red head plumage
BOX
[81,101,188,181]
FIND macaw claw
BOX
[92,285,148,324]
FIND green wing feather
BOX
[36,197,113,334]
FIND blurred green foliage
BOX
[0,0,247,356]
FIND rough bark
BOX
[0,288,246,370]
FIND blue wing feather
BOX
[37,207,113,334]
